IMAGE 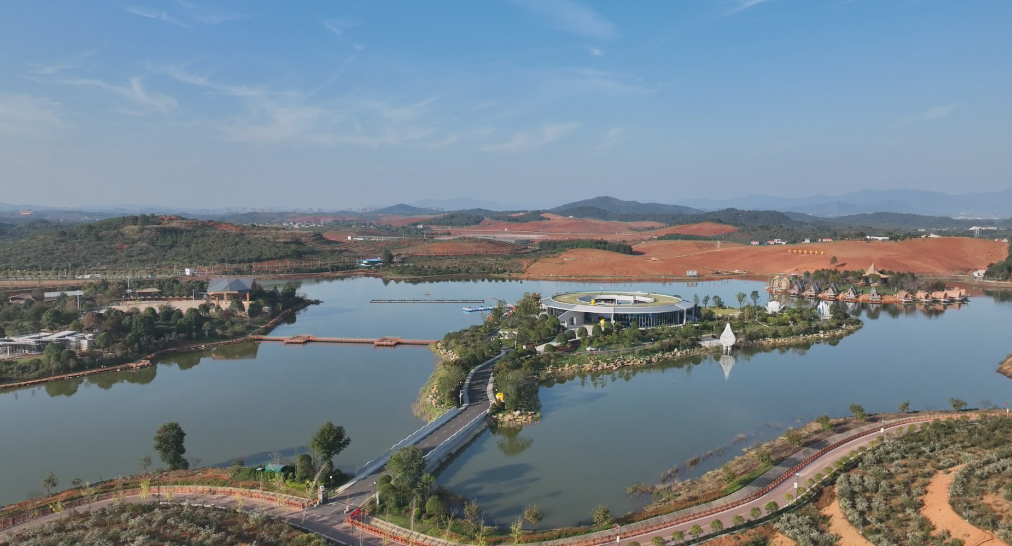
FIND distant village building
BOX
[861,264,890,285]
[767,275,793,293]
[207,277,257,305]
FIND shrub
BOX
[710,520,724,532]
[849,403,867,420]
[764,501,779,515]
[815,415,832,430]
[671,531,683,542]
[592,504,612,526]
[750,507,762,520]
[651,536,665,546]
[733,515,745,526]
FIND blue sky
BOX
[1,0,1010,209]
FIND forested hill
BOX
[552,196,700,215]
[0,215,325,270]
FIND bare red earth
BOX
[524,238,1008,278]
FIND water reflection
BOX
[495,427,535,457]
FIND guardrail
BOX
[424,411,490,473]
[349,412,985,546]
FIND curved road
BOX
[3,413,980,546]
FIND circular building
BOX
[542,291,695,329]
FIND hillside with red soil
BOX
[524,238,1007,279]
[649,222,739,237]
[400,239,521,256]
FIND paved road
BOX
[330,361,494,512]
[1,413,978,546]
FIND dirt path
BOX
[821,491,874,546]
[920,467,1002,546]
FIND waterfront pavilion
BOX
[541,291,695,329]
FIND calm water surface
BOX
[2,277,1010,526]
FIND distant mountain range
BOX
[678,189,1012,218]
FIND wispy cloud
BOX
[732,0,775,13]
[512,0,617,40]
[54,77,177,115]
[596,127,628,150]
[173,0,248,25]
[568,68,657,94]
[0,95,64,137]
[322,19,360,37]
[481,122,579,152]
[588,46,604,57]
[900,103,962,124]
[151,63,264,96]
[124,5,190,27]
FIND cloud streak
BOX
[481,122,579,152]
[0,95,64,137]
[512,0,617,40]
[900,103,961,124]
[124,5,190,27]
[55,77,177,115]
[732,0,775,13]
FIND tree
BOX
[671,531,684,542]
[712,296,724,308]
[651,537,664,546]
[721,464,736,484]
[42,472,58,495]
[592,504,612,526]
[750,507,762,520]
[388,446,425,494]
[733,515,745,526]
[898,400,910,413]
[511,516,524,544]
[382,249,393,264]
[702,295,711,309]
[309,422,351,467]
[764,501,779,515]
[849,403,867,420]
[523,504,544,528]
[710,520,723,533]
[736,292,746,309]
[426,495,447,521]
[749,290,760,307]
[815,415,832,430]
[296,454,315,481]
[949,398,967,411]
[784,429,804,447]
[830,256,838,265]
[153,422,188,470]
[555,333,567,344]
[464,499,482,532]
[688,524,703,539]
[755,449,772,465]
[139,455,152,473]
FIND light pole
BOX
[374,481,379,507]
[793,473,799,503]
[614,524,620,544]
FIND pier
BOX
[250,335,436,347]
[370,298,485,304]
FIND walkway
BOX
[250,335,437,347]
[1,410,987,546]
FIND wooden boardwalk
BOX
[370,299,485,304]
[250,335,436,347]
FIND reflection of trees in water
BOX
[88,366,158,389]
[211,342,260,361]
[495,427,534,457]
[44,378,83,397]
[983,289,1012,304]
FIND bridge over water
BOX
[331,352,501,509]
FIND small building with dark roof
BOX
[207,277,257,305]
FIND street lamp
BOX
[374,481,379,507]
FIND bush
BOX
[592,504,613,526]
[651,536,665,546]
[764,501,779,515]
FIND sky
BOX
[1,0,1010,210]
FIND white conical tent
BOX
[719,323,736,354]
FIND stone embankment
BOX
[489,410,540,427]
[543,325,860,380]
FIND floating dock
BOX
[371,299,485,304]
[250,335,436,347]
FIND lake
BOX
[2,277,1010,528]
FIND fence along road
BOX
[332,352,501,510]
[1,412,988,546]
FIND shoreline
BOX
[0,300,317,392]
